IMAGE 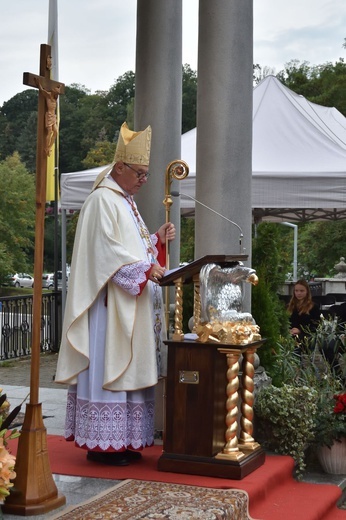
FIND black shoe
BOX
[125,449,142,461]
[87,451,130,466]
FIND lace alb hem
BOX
[64,391,155,451]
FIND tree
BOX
[253,64,276,84]
[43,214,60,272]
[0,90,38,169]
[298,221,346,278]
[180,217,195,263]
[0,66,200,175]
[182,64,197,133]
[0,153,35,282]
[82,128,116,169]
[16,112,38,172]
[59,75,135,173]
[277,59,346,116]
[106,71,136,131]
[58,85,87,172]
[251,223,290,374]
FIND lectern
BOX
[158,256,265,480]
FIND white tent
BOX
[61,75,346,222]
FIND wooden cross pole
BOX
[3,44,66,516]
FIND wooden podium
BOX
[158,256,266,480]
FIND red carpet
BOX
[9,436,346,520]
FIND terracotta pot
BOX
[317,437,346,475]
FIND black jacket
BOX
[289,303,320,343]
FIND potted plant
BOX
[313,388,346,474]
[301,315,346,473]
[254,320,345,479]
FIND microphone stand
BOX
[171,191,244,254]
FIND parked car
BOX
[8,273,34,288]
[42,272,69,290]
[42,273,54,289]
[54,271,69,290]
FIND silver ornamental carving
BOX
[198,263,261,345]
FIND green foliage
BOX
[0,90,38,171]
[252,223,283,287]
[302,318,346,448]
[0,64,196,178]
[43,212,63,273]
[1,59,346,284]
[0,153,35,282]
[179,217,195,332]
[254,318,345,478]
[82,139,116,169]
[251,276,289,375]
[277,58,346,116]
[251,223,290,375]
[268,336,301,386]
[16,112,38,172]
[107,71,135,116]
[59,84,114,172]
[182,64,197,133]
[180,217,195,263]
[313,388,346,448]
[0,287,33,297]
[298,221,346,277]
[254,383,318,477]
[66,212,80,265]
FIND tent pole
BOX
[281,222,298,281]
[61,209,67,316]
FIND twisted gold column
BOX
[192,274,200,333]
[172,277,184,341]
[239,346,260,451]
[216,349,245,461]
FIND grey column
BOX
[135,0,183,269]
[195,0,253,263]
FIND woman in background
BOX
[288,279,321,351]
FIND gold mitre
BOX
[92,122,152,190]
[115,122,151,165]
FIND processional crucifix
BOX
[3,44,66,516]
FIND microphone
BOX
[171,191,244,253]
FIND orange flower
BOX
[0,447,16,499]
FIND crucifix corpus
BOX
[2,44,66,516]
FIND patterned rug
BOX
[51,479,254,520]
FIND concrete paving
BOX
[0,354,119,519]
[0,353,67,437]
[0,352,345,518]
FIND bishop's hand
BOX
[158,222,176,244]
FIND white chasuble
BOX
[56,177,166,451]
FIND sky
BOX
[0,0,345,106]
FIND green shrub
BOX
[254,383,318,478]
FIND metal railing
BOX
[0,292,62,360]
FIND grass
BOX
[0,287,34,297]
[0,360,16,367]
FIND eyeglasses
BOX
[124,162,150,180]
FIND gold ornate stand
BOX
[158,256,264,479]
[158,339,265,480]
